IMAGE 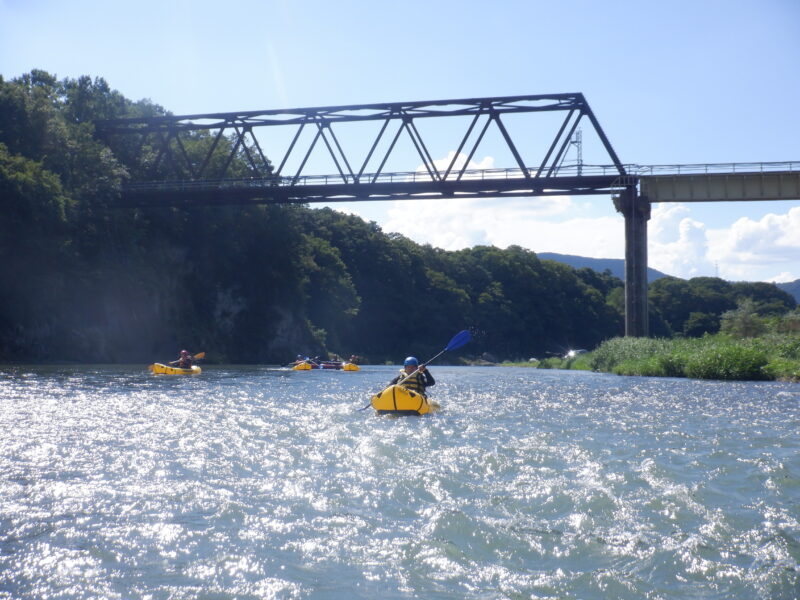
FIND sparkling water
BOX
[1,365,798,599]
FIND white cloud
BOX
[647,203,800,282]
[382,151,625,257]
[648,203,711,278]
[648,203,691,244]
[768,272,798,284]
[707,206,800,281]
[382,195,625,257]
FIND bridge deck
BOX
[632,162,800,202]
[638,165,800,203]
[119,167,634,206]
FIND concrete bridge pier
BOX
[615,186,651,337]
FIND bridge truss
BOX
[95,93,633,205]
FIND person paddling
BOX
[171,350,194,369]
[390,356,435,395]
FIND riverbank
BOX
[529,333,800,382]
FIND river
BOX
[1,365,798,599]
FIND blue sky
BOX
[2,0,799,282]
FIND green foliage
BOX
[682,342,769,380]
[649,276,796,338]
[719,298,767,338]
[536,353,593,371]
[589,336,671,372]
[0,72,312,362]
[297,234,360,350]
[775,309,800,334]
[588,333,798,381]
[762,357,800,382]
[683,311,720,337]
[537,357,564,369]
[0,142,69,234]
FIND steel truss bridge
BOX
[95,94,800,337]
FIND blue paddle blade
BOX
[445,329,472,351]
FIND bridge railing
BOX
[122,164,630,193]
[631,161,800,176]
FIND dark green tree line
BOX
[648,276,796,338]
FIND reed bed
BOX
[587,334,800,381]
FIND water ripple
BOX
[0,365,798,598]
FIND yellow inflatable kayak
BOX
[370,384,439,415]
[292,362,313,370]
[343,362,360,371]
[149,363,202,375]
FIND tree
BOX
[720,299,767,338]
[683,312,720,337]
[730,281,797,315]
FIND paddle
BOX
[358,329,472,411]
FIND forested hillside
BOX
[1,71,796,364]
[777,280,800,303]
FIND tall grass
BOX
[536,354,593,370]
[587,333,800,381]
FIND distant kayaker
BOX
[390,356,435,394]
[171,350,193,369]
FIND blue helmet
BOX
[404,356,419,366]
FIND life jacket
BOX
[397,369,427,394]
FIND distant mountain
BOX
[538,253,800,302]
[538,252,668,283]
[776,280,800,303]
